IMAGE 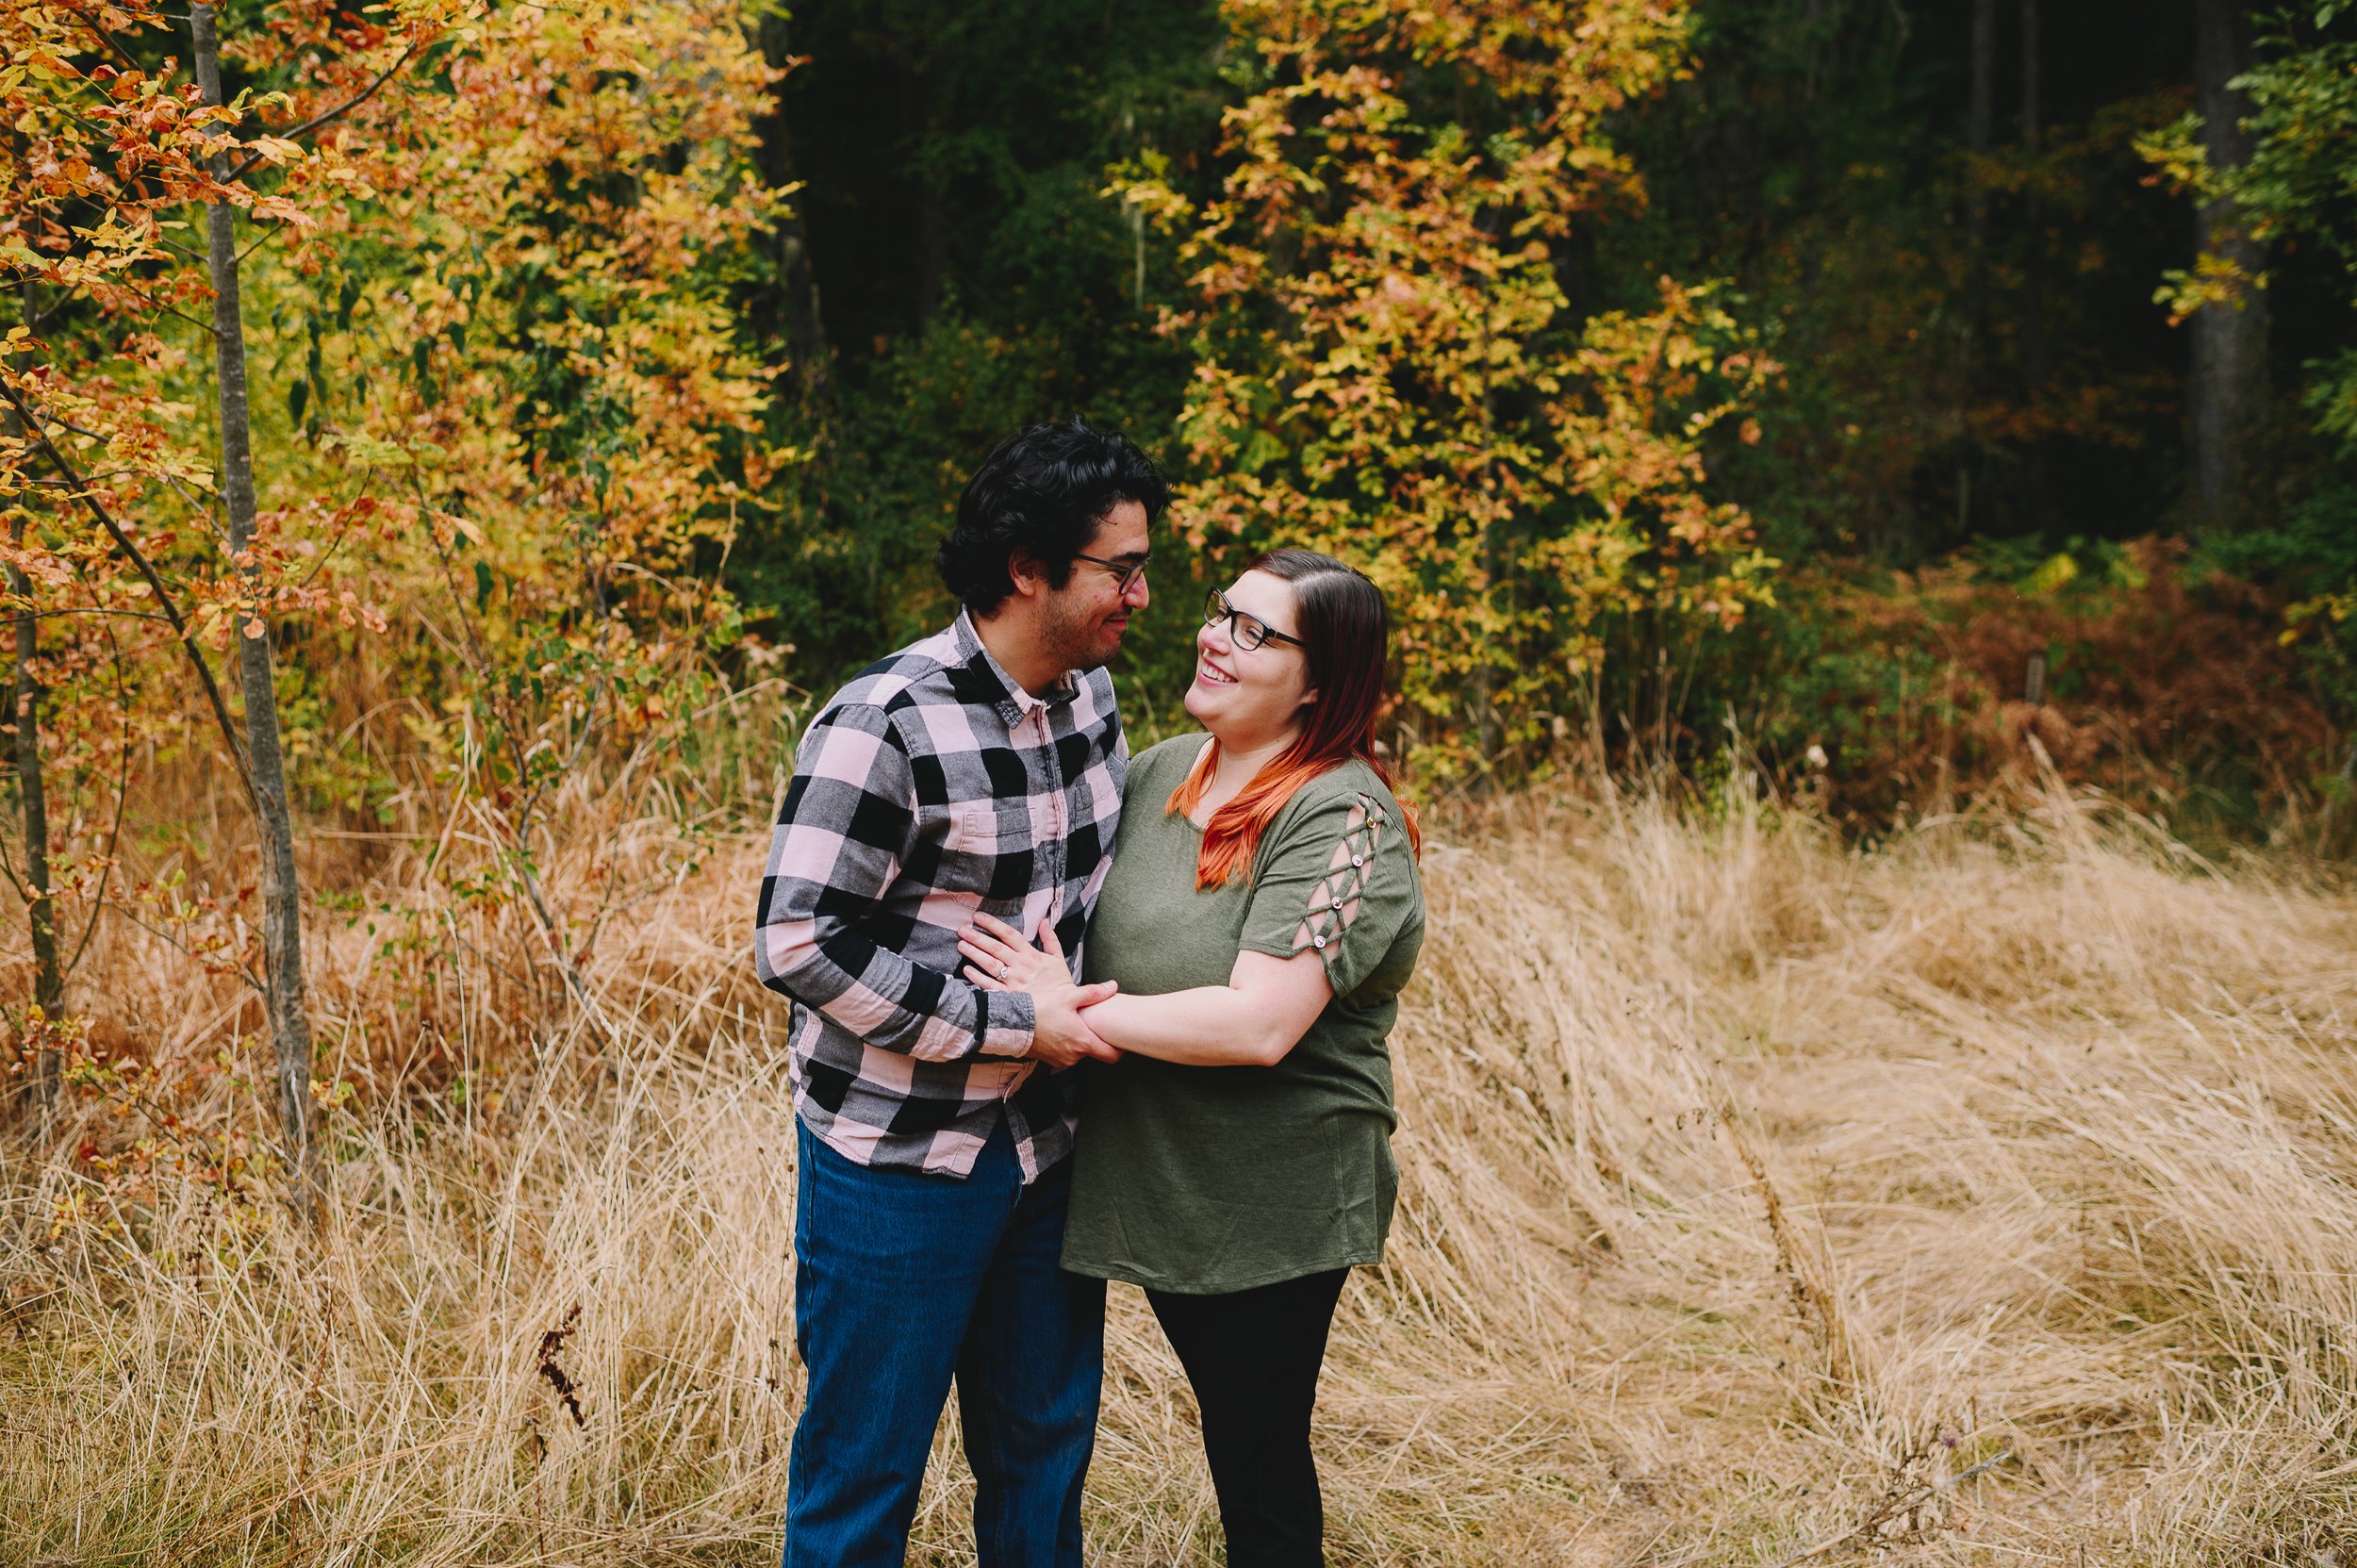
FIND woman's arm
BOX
[959,914,1331,1067]
[1070,949,1330,1066]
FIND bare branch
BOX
[0,817,25,900]
[103,898,269,995]
[234,223,285,267]
[419,494,617,1046]
[229,41,425,180]
[291,470,375,593]
[64,593,134,979]
[1768,1450,2015,1568]
[14,607,178,625]
[46,0,142,72]
[155,471,231,543]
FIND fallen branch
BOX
[1769,1449,2016,1568]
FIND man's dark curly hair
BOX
[936,420,1171,615]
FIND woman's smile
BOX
[1195,658,1237,686]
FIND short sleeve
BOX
[1237,783,1414,999]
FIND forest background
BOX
[7,0,2357,1562]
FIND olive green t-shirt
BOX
[1061,735,1426,1295]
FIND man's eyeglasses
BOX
[1202,588,1306,652]
[1071,552,1150,594]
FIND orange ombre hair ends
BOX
[1167,549,1422,890]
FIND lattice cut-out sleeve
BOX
[1237,782,1419,1000]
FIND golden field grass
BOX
[4,771,2355,1566]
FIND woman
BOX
[957,547,1426,1568]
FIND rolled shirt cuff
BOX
[970,988,1036,1058]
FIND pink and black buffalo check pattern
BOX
[753,612,1127,1181]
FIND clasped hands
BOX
[959,913,1121,1068]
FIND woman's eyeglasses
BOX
[1202,588,1306,652]
[1070,551,1150,594]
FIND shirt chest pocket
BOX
[938,797,1028,859]
[930,796,1046,911]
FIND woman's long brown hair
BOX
[1168,549,1422,889]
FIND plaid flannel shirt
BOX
[753,612,1127,1181]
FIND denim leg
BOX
[784,1119,1012,1568]
[955,1152,1107,1568]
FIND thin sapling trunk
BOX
[9,516,61,1108]
[193,1,319,1216]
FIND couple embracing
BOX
[752,420,1426,1568]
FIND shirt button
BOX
[1313,934,1328,949]
[1351,855,1364,867]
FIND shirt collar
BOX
[950,609,1077,727]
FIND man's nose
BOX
[1125,569,1150,608]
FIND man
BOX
[753,419,1166,1568]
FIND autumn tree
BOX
[270,0,787,1009]
[1116,0,1774,775]
[0,0,411,1189]
[2142,5,2357,780]
[2,0,782,1175]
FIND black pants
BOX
[1146,1268,1350,1568]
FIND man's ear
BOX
[1004,548,1047,602]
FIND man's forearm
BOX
[760,916,1036,1061]
[755,699,1040,1061]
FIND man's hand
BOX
[1029,980,1122,1067]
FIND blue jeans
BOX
[784,1114,1105,1568]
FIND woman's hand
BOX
[959,912,1073,994]
[962,914,1121,1067]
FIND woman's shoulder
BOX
[1260,758,1415,876]
[1284,756,1406,822]
[1129,733,1213,787]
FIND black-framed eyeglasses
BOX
[1203,588,1307,652]
[1071,552,1150,594]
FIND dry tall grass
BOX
[5,771,2355,1566]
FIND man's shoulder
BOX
[814,625,967,725]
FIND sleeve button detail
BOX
[1313,934,1328,949]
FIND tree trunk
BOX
[2191,0,2268,533]
[193,1,318,1218]
[1968,0,1995,259]
[751,12,831,404]
[2019,0,2047,529]
[9,519,60,1098]
[0,289,59,1114]
[0,366,60,1114]
[1960,0,1996,538]
[899,53,946,334]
